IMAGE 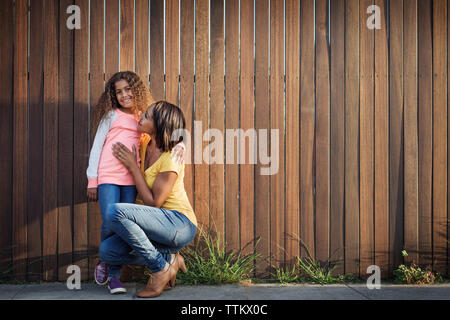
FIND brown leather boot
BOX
[164,253,187,290]
[136,263,174,298]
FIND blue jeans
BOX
[97,184,137,241]
[98,203,197,278]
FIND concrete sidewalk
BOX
[1,282,450,300]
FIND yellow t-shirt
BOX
[136,134,197,227]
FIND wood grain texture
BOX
[120,0,134,72]
[330,0,345,276]
[43,0,59,281]
[150,0,164,101]
[254,0,271,276]
[225,0,240,252]
[239,0,255,257]
[58,0,74,281]
[165,0,179,105]
[402,0,419,268]
[195,0,210,230]
[285,0,300,266]
[300,0,314,261]
[13,0,28,281]
[180,0,195,211]
[270,0,285,267]
[89,0,104,279]
[374,0,389,279]
[73,0,90,281]
[135,0,149,88]
[210,0,225,243]
[389,0,405,273]
[0,0,13,277]
[28,0,44,281]
[418,0,433,267]
[315,0,330,265]
[105,0,119,81]
[359,0,375,277]
[345,0,360,277]
[432,0,447,274]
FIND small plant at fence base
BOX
[393,250,444,285]
[271,236,357,285]
[173,227,260,285]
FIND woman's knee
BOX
[104,203,121,225]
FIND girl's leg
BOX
[104,203,197,273]
[97,184,121,241]
[109,185,138,278]
[119,185,137,203]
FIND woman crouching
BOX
[99,101,197,298]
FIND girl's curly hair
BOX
[91,71,154,134]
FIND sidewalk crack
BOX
[10,285,27,300]
[345,284,372,300]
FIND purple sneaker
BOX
[108,277,127,294]
[94,261,109,285]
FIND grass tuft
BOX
[175,227,260,285]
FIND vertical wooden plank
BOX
[195,0,210,230]
[300,0,314,261]
[418,0,433,267]
[330,0,345,275]
[43,0,59,281]
[225,0,240,251]
[374,0,389,278]
[135,0,150,90]
[210,0,225,241]
[345,0,360,277]
[13,0,28,281]
[165,0,180,105]
[89,0,104,279]
[403,0,419,268]
[315,0,330,265]
[120,0,134,71]
[180,0,195,210]
[448,0,450,274]
[28,0,44,281]
[285,0,300,266]
[270,0,285,266]
[239,0,254,256]
[389,0,404,273]
[432,0,447,274]
[359,0,375,276]
[150,0,164,101]
[105,0,119,81]
[254,0,270,276]
[58,0,74,281]
[73,0,90,281]
[0,0,14,278]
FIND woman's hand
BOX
[171,141,186,165]
[112,142,138,172]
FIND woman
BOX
[98,101,197,298]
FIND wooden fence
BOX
[0,0,448,281]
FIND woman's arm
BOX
[112,142,178,207]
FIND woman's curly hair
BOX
[91,71,154,134]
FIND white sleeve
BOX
[86,111,117,187]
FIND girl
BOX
[86,71,151,292]
[86,71,184,294]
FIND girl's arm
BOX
[86,111,116,188]
[111,142,178,207]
